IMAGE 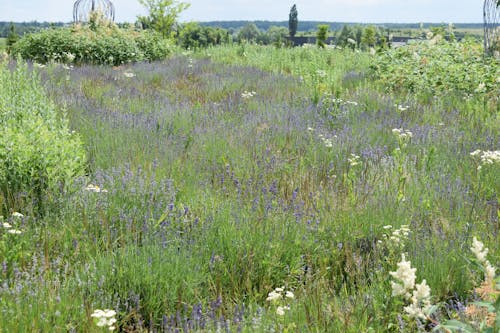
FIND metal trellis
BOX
[73,0,115,23]
[484,0,500,56]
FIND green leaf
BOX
[435,320,477,333]
[472,301,495,312]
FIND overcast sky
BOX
[0,0,485,23]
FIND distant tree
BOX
[316,24,329,48]
[361,25,377,49]
[288,4,298,37]
[354,25,363,47]
[238,23,260,42]
[337,25,352,47]
[137,0,190,38]
[178,22,230,49]
[267,26,288,45]
[6,23,19,52]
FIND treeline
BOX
[199,21,483,33]
[1,20,484,38]
[0,22,65,37]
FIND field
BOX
[0,38,6,51]
[1,39,499,332]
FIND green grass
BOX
[0,38,6,51]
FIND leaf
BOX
[472,301,495,312]
[435,320,477,333]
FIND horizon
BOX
[1,0,485,24]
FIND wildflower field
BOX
[0,39,499,332]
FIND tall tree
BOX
[316,24,329,48]
[361,25,377,49]
[6,23,19,52]
[288,4,298,37]
[137,0,190,38]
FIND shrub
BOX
[370,39,500,99]
[10,24,174,66]
[0,62,86,215]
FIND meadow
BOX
[0,38,6,51]
[0,37,499,332]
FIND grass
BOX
[0,38,6,51]
[0,40,499,332]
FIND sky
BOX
[0,0,485,23]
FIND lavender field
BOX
[1,40,499,332]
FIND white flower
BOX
[7,229,22,235]
[275,287,284,292]
[91,309,117,330]
[266,290,282,302]
[474,82,486,93]
[276,305,290,316]
[11,212,24,218]
[471,237,488,263]
[2,222,12,228]
[123,72,136,78]
[316,70,327,78]
[347,38,356,45]
[285,291,294,299]
[397,105,409,112]
[390,254,416,299]
[403,302,426,319]
[85,184,107,193]
[323,138,334,148]
[413,280,431,301]
[392,128,413,141]
[307,127,315,132]
[348,154,361,167]
[241,90,257,99]
[484,261,496,283]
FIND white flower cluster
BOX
[332,98,359,107]
[348,154,361,167]
[390,254,416,299]
[390,254,432,319]
[241,90,257,99]
[0,51,8,62]
[470,149,500,170]
[123,72,136,78]
[1,213,24,235]
[316,70,327,78]
[91,309,117,331]
[470,237,496,283]
[392,128,413,141]
[380,225,410,245]
[316,133,337,148]
[85,184,108,193]
[266,287,294,316]
[404,280,432,320]
[395,104,409,112]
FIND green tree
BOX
[337,25,352,47]
[267,26,288,46]
[361,25,377,49]
[288,4,298,37]
[6,23,18,52]
[137,0,190,38]
[238,23,260,43]
[316,24,329,48]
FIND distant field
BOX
[0,38,6,51]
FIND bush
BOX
[370,39,500,98]
[10,24,174,66]
[0,62,86,214]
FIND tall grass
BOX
[0,41,498,332]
